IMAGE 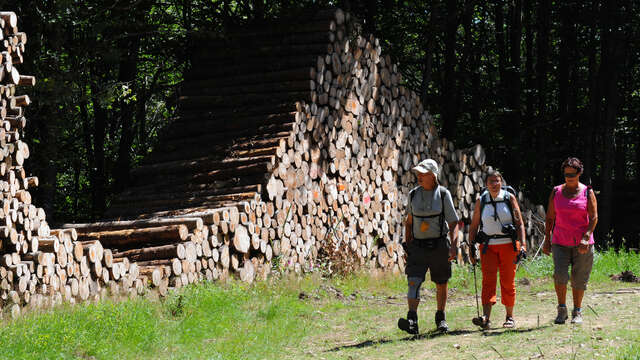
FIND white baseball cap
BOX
[412,159,439,177]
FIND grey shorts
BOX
[552,244,594,290]
[404,238,451,284]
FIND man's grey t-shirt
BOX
[407,185,459,239]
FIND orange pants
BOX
[480,242,520,307]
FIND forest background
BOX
[1,0,638,248]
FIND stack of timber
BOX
[65,8,546,295]
[0,11,152,319]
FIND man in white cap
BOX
[398,158,460,334]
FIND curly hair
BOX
[561,157,583,174]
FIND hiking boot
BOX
[555,306,568,324]
[571,309,583,324]
[398,317,419,335]
[435,310,448,332]
[436,319,449,332]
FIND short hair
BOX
[485,169,503,183]
[561,157,583,174]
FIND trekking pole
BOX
[472,261,480,319]
[463,238,481,319]
[531,232,546,260]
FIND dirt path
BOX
[291,285,640,359]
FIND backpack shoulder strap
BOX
[440,187,447,202]
[479,190,489,214]
[478,191,489,230]
[503,191,515,222]
[439,187,446,237]
[504,185,517,196]
[408,187,418,212]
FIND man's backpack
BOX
[409,186,447,240]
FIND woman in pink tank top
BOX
[542,157,598,325]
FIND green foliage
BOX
[616,339,640,360]
[0,299,161,359]
[514,249,640,283]
[590,248,640,283]
[517,253,555,279]
[0,280,314,359]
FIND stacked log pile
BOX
[0,12,152,318]
[65,211,267,293]
[236,9,547,272]
[70,11,363,288]
[1,8,547,316]
[76,8,545,290]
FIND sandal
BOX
[472,315,491,329]
[503,316,515,328]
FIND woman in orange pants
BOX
[469,170,527,328]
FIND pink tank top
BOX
[552,184,594,246]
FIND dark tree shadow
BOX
[326,329,476,352]
[326,326,551,352]
[480,325,551,337]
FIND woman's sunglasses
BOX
[564,173,579,178]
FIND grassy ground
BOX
[0,249,638,359]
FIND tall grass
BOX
[0,281,314,359]
[616,332,640,360]
[516,248,640,281]
[590,248,640,282]
[0,299,162,359]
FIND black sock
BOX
[435,310,445,323]
[407,310,418,320]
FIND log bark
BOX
[77,225,189,248]
[114,243,186,262]
[63,217,204,232]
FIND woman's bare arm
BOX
[585,189,598,237]
[510,195,526,250]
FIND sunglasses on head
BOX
[564,173,578,178]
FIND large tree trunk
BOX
[599,0,624,241]
[80,97,98,222]
[441,0,458,139]
[363,0,377,36]
[558,1,578,156]
[421,1,440,105]
[253,0,265,22]
[535,0,551,198]
[614,131,626,184]
[494,1,507,101]
[462,0,479,127]
[558,3,571,124]
[637,116,640,191]
[91,82,107,220]
[137,81,148,149]
[114,38,140,192]
[523,0,535,184]
[584,1,601,185]
[507,0,522,186]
